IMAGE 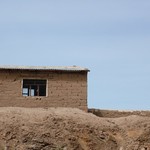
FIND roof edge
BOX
[0,65,90,72]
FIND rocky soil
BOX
[0,107,150,150]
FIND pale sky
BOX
[0,0,150,110]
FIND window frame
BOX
[22,79,48,97]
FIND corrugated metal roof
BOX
[0,65,89,72]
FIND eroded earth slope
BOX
[0,107,150,150]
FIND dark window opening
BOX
[22,79,47,96]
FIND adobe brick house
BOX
[0,65,89,111]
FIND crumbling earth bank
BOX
[0,108,150,150]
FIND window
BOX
[22,79,47,96]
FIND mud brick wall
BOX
[0,70,88,111]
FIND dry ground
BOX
[0,107,150,150]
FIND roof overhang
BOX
[0,65,90,72]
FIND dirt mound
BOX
[0,107,150,150]
[89,108,150,118]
